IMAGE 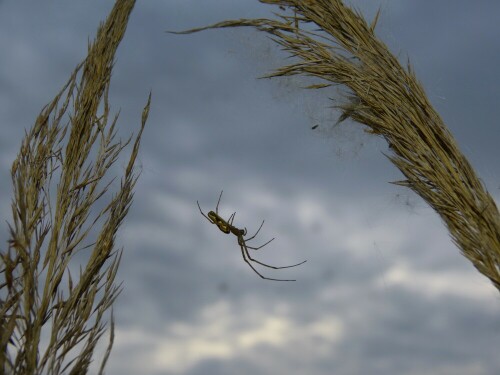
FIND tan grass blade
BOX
[173,0,500,291]
[0,0,150,373]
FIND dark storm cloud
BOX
[1,2,499,375]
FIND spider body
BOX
[197,191,306,281]
[207,210,232,234]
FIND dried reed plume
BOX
[174,0,500,291]
[0,0,149,373]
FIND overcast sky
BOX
[1,1,500,374]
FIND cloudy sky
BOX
[1,1,500,374]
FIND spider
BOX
[197,191,306,281]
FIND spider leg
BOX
[243,220,275,250]
[244,220,266,242]
[228,212,236,226]
[245,237,275,250]
[252,256,306,270]
[239,240,295,282]
[239,235,306,269]
[197,200,214,224]
[215,190,224,215]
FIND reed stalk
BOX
[0,0,149,373]
[173,0,500,291]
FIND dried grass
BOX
[174,0,500,291]
[0,0,150,373]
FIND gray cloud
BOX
[1,1,499,374]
